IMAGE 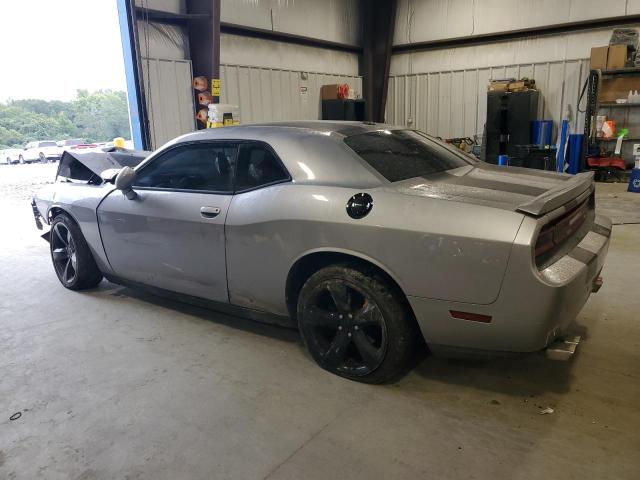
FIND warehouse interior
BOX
[2,0,640,479]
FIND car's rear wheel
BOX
[50,214,103,290]
[297,264,418,383]
[18,155,24,164]
[39,152,47,163]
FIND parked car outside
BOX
[20,141,61,163]
[56,138,86,155]
[2,148,22,165]
[31,122,611,383]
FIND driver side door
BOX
[97,141,237,302]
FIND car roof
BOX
[178,121,402,142]
[234,121,392,136]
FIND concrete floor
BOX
[1,164,640,479]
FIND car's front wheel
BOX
[297,264,418,383]
[50,214,103,290]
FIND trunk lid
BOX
[391,163,594,216]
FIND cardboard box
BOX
[321,84,351,100]
[488,81,509,92]
[607,44,628,70]
[590,46,609,70]
[321,84,340,100]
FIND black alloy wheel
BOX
[49,214,103,290]
[51,222,78,286]
[298,264,418,383]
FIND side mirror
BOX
[115,166,137,200]
[100,168,120,184]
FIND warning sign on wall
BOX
[212,79,221,97]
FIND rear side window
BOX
[235,143,289,191]
[344,130,474,182]
[134,143,237,192]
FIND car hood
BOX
[57,149,149,177]
[390,162,594,216]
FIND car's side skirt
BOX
[103,274,296,329]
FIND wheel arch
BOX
[285,249,416,323]
[48,205,80,226]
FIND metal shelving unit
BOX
[584,67,640,170]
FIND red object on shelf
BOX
[586,157,626,169]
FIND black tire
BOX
[18,155,24,164]
[297,264,418,384]
[50,214,103,290]
[39,152,47,163]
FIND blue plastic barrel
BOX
[566,134,584,175]
[497,155,508,166]
[531,120,553,148]
[629,168,640,193]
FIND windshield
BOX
[344,130,476,182]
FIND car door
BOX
[225,141,292,313]
[97,141,237,302]
[23,142,34,161]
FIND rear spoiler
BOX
[516,171,595,216]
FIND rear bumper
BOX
[409,215,612,353]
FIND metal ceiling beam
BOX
[361,0,397,122]
[134,6,210,26]
[393,15,640,53]
[220,22,362,54]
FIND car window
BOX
[39,141,57,147]
[134,143,237,192]
[235,143,289,191]
[344,130,475,182]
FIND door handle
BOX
[200,206,221,219]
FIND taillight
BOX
[534,199,589,265]
[534,228,555,257]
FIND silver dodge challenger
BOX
[32,121,611,383]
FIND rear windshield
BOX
[38,141,57,147]
[344,130,475,182]
[63,139,84,146]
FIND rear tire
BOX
[297,264,418,384]
[50,214,103,290]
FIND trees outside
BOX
[0,90,130,149]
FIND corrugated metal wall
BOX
[393,0,640,45]
[141,58,195,148]
[221,0,360,46]
[220,64,362,123]
[386,58,590,140]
